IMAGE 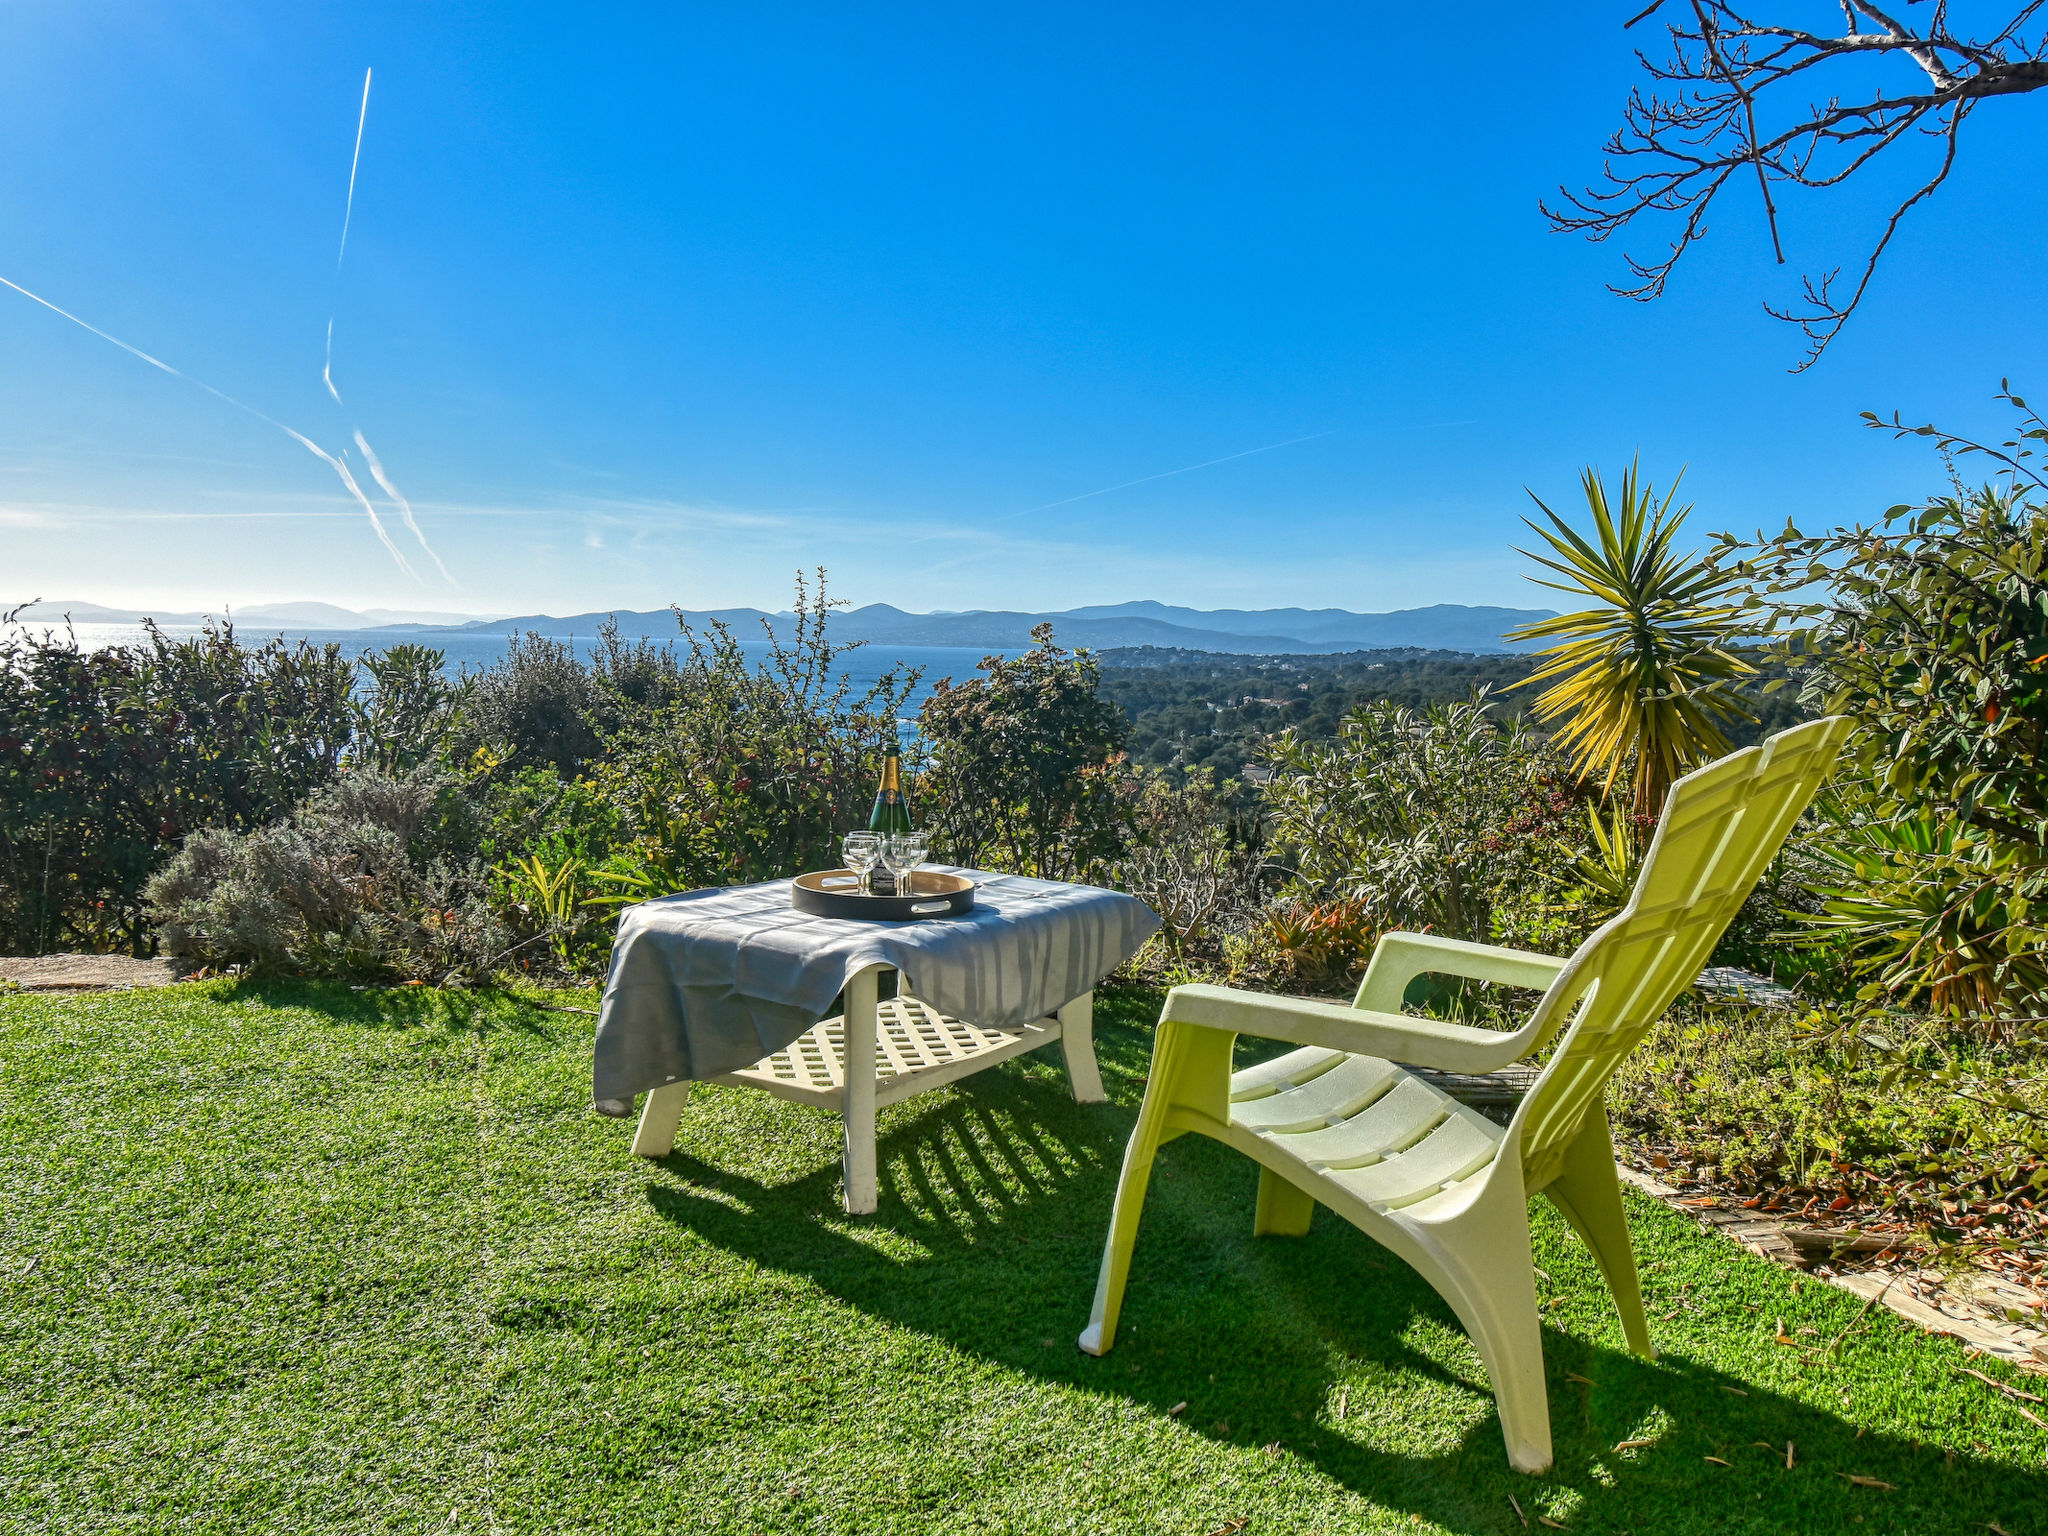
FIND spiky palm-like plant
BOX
[1507,464,1754,814]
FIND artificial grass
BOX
[0,980,2042,1534]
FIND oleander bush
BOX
[1260,693,1587,947]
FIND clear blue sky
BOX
[2,3,2042,618]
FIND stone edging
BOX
[1617,1162,2048,1375]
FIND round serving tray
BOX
[791,868,976,921]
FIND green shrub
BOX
[592,573,916,889]
[145,767,502,984]
[1610,1001,2046,1253]
[1260,693,1581,945]
[350,644,465,774]
[1728,386,2048,1018]
[0,618,356,954]
[917,625,1133,881]
[456,631,602,776]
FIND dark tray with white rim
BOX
[791,868,977,922]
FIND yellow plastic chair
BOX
[1079,716,1850,1473]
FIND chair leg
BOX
[1079,1016,1235,1356]
[630,1082,691,1157]
[1058,991,1106,1104]
[1414,1184,1555,1475]
[1254,1167,1315,1236]
[841,967,881,1216]
[1541,1106,1654,1359]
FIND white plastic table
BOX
[627,968,1103,1214]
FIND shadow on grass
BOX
[218,976,563,1038]
[641,1017,2047,1534]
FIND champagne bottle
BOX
[867,746,912,890]
[867,746,913,837]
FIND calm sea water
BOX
[35,623,1007,712]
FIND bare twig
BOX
[1548,2,2048,367]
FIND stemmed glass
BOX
[841,831,882,895]
[883,831,930,896]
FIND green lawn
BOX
[1,980,2043,1534]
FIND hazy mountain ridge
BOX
[418,601,1553,653]
[9,599,1556,654]
[9,600,506,629]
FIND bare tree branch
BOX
[1550,2,2047,370]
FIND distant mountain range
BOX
[424,600,1553,653]
[9,598,1556,654]
[8,600,507,630]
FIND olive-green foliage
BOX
[1098,648,1541,781]
[1509,463,1756,815]
[456,630,603,777]
[349,643,464,774]
[1612,999,2047,1249]
[0,618,357,955]
[593,572,917,890]
[1728,385,2048,1017]
[1261,694,1581,945]
[917,624,1134,881]
[144,767,502,984]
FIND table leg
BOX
[631,1081,692,1157]
[841,966,882,1214]
[1059,990,1105,1103]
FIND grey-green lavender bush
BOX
[145,767,504,984]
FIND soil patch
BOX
[0,954,180,993]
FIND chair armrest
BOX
[1159,983,1536,1075]
[1355,932,1568,1014]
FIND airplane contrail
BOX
[996,429,1335,522]
[354,430,448,583]
[323,317,342,406]
[0,270,417,578]
[323,68,369,400]
[336,68,371,273]
[320,66,454,583]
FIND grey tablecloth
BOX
[591,867,1160,1114]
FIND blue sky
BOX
[2,3,2042,618]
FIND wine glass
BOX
[883,831,930,896]
[841,831,882,895]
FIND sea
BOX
[35,623,1007,714]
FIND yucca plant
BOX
[1570,801,1648,923]
[1508,463,1755,815]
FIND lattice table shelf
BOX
[716,996,1072,1111]
[629,964,1102,1213]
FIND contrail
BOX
[320,66,453,583]
[995,429,1335,522]
[323,317,342,405]
[323,68,369,399]
[336,68,371,273]
[0,270,418,578]
[324,443,416,578]
[354,430,449,583]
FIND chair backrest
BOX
[1509,716,1852,1192]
